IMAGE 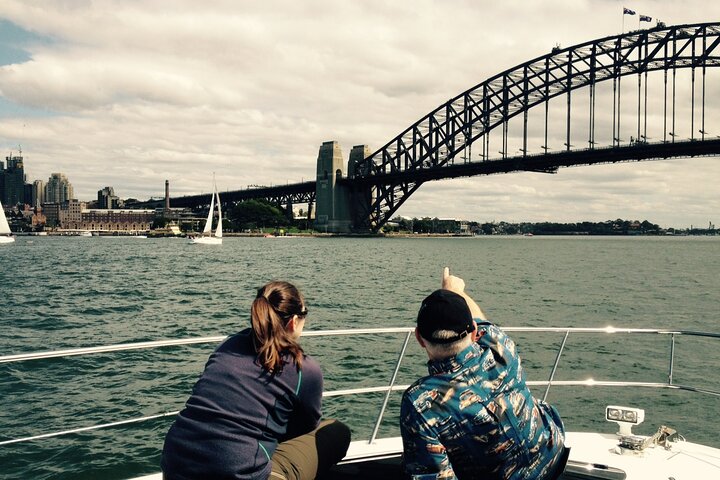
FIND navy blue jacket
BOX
[161,329,323,480]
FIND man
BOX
[400,268,567,479]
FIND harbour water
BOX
[1,235,719,479]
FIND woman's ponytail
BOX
[251,281,305,373]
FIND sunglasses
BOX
[284,308,308,320]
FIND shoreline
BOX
[14,231,716,238]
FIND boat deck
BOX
[132,430,720,479]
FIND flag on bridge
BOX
[640,15,652,22]
[623,7,636,15]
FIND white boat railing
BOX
[2,326,720,447]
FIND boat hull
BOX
[189,236,222,245]
[0,236,15,244]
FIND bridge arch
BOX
[351,22,720,232]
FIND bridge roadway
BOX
[136,180,316,209]
[345,139,720,185]
[139,138,720,211]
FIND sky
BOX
[0,0,719,228]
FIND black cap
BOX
[417,289,474,344]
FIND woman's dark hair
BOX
[251,281,306,373]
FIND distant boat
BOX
[79,231,92,237]
[0,200,16,244]
[190,180,223,245]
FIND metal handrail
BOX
[2,326,719,447]
[5,326,720,364]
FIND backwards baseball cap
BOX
[417,289,474,344]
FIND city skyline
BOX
[1,1,720,228]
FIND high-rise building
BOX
[1,153,28,206]
[32,180,45,208]
[44,173,74,204]
[97,186,121,209]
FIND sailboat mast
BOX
[214,183,223,238]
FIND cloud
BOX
[0,0,719,228]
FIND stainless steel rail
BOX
[2,326,719,447]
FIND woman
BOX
[162,281,351,480]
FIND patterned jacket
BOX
[400,321,565,479]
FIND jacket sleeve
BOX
[400,393,457,479]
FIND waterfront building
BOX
[44,173,74,204]
[42,199,86,229]
[61,199,86,227]
[79,208,154,233]
[32,180,45,208]
[158,206,202,232]
[43,203,61,227]
[437,218,469,234]
[31,209,46,229]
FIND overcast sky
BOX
[1,0,718,228]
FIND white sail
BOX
[189,177,222,245]
[214,187,223,238]
[202,188,215,235]
[0,200,11,235]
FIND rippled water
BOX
[1,235,719,479]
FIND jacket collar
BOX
[427,342,480,375]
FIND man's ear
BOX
[415,327,426,348]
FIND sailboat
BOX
[189,181,223,245]
[0,200,16,244]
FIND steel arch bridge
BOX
[348,21,720,232]
[144,22,720,233]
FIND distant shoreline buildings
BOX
[1,151,157,233]
[1,150,716,236]
[1,151,75,208]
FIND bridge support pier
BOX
[347,145,373,233]
[314,141,353,233]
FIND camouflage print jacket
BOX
[400,321,565,480]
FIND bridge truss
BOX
[351,22,720,232]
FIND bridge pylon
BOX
[314,141,355,233]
